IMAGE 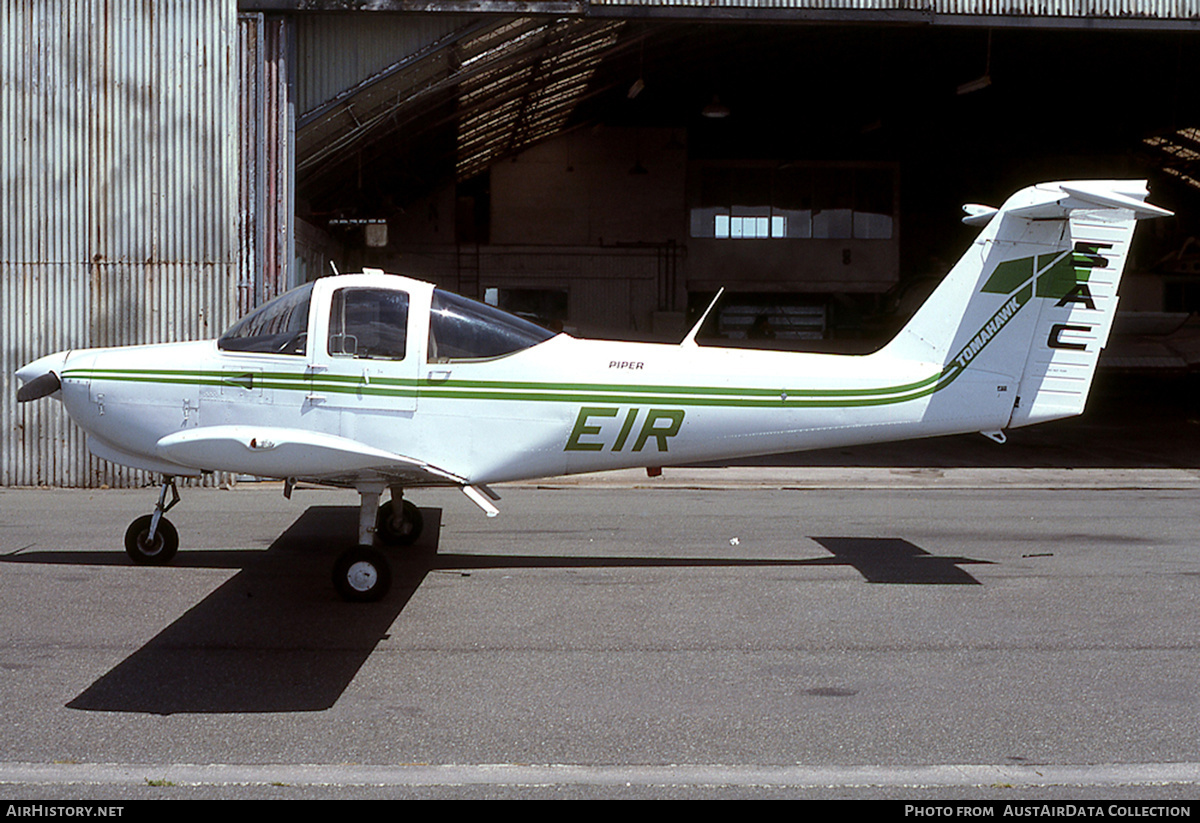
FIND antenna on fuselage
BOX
[329,261,340,276]
[681,287,724,347]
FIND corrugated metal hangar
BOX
[3,0,1200,486]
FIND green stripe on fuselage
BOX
[63,271,1038,415]
[63,365,945,409]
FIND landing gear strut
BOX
[124,477,181,565]
[375,486,423,546]
[120,476,420,602]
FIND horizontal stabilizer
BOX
[1059,183,1174,219]
[1005,181,1174,221]
[962,182,1171,227]
[961,204,999,227]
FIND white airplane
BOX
[16,179,1172,601]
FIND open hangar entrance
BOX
[261,8,1200,367]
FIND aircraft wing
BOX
[154,426,466,489]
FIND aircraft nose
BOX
[15,351,70,402]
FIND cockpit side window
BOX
[218,282,314,355]
[428,289,556,362]
[328,287,409,360]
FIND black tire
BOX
[333,545,392,602]
[124,514,180,566]
[375,498,423,546]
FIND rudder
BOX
[1008,205,1139,427]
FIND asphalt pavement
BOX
[0,371,1197,800]
[708,372,1200,470]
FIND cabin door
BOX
[310,285,419,417]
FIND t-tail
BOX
[876,180,1172,433]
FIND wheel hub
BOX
[346,560,378,592]
[138,532,164,556]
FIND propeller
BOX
[17,371,61,402]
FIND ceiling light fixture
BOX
[956,75,991,95]
[701,95,730,119]
[957,29,993,96]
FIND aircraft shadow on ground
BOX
[4,507,990,714]
[807,537,990,584]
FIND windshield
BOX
[218,282,314,355]
[428,289,556,361]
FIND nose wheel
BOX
[124,477,181,565]
[122,478,417,602]
[124,513,179,565]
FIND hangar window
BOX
[428,289,556,362]
[691,165,894,241]
[218,282,314,355]
[484,287,568,331]
[328,287,409,360]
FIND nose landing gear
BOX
[124,477,181,565]
[124,476,427,602]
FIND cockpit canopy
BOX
[428,288,554,361]
[217,278,556,361]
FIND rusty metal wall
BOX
[587,0,1200,21]
[240,12,294,312]
[1,1,241,487]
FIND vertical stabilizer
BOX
[877,180,1171,430]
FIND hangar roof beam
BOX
[243,0,1200,32]
[297,15,656,201]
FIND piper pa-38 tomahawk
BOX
[16,180,1172,600]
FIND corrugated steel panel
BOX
[294,13,475,117]
[1,1,240,487]
[932,0,1198,13]
[294,17,489,186]
[240,13,294,310]
[587,0,1200,17]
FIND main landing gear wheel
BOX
[124,514,179,566]
[376,498,423,546]
[333,546,392,602]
